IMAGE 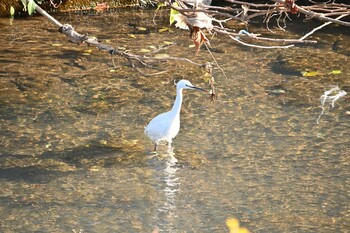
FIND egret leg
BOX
[153,143,157,151]
[167,140,172,150]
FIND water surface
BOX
[0,9,349,232]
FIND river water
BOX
[0,8,349,233]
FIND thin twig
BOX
[204,43,228,79]
[228,35,294,49]
[299,14,349,41]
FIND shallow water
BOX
[0,9,349,232]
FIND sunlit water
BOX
[0,9,349,232]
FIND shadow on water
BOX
[0,165,70,184]
[0,140,148,184]
[41,144,146,169]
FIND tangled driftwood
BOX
[164,0,349,50]
[26,0,350,75]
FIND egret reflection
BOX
[150,150,180,232]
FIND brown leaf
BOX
[191,27,210,55]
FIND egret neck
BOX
[171,87,183,117]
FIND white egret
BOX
[145,80,205,151]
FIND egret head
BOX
[176,79,205,91]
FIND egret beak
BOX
[187,85,205,92]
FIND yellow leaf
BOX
[302,71,320,77]
[128,34,136,39]
[84,49,92,53]
[238,228,250,233]
[226,218,239,233]
[226,218,250,233]
[51,43,62,47]
[137,27,147,31]
[158,27,169,33]
[329,70,341,75]
[99,140,108,145]
[89,166,100,172]
[82,53,91,56]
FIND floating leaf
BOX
[89,166,100,172]
[238,228,250,233]
[226,218,239,233]
[158,27,169,33]
[137,27,147,31]
[45,142,52,149]
[51,43,62,47]
[99,140,108,145]
[302,71,320,77]
[128,34,136,39]
[149,45,157,50]
[110,69,117,72]
[10,6,15,16]
[329,70,341,75]
[226,218,250,233]
[271,89,286,94]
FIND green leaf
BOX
[27,0,36,15]
[10,6,15,16]
[169,3,179,25]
